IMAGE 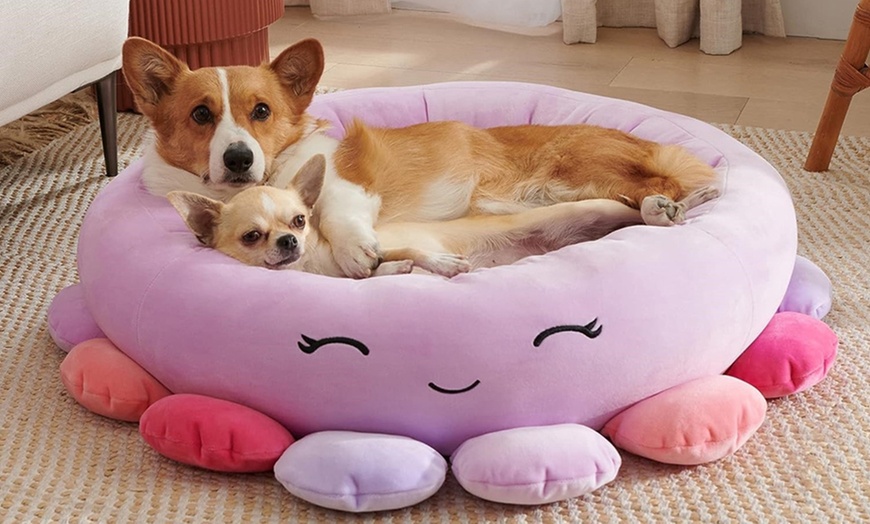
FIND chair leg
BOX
[805,93,853,173]
[95,71,119,177]
[805,0,870,172]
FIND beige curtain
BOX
[561,0,786,55]
[301,0,786,55]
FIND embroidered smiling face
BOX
[295,319,603,396]
[222,314,617,454]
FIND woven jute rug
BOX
[0,91,98,168]
[1,104,868,523]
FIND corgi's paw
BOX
[421,253,472,278]
[680,186,720,209]
[333,238,382,279]
[373,260,414,276]
[641,195,686,226]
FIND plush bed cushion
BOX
[75,82,797,455]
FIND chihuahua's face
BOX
[209,186,312,268]
[169,155,326,269]
[123,37,325,191]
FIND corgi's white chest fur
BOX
[271,132,383,223]
[142,142,237,202]
[270,133,338,189]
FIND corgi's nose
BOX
[223,142,254,173]
[276,234,298,251]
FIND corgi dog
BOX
[123,37,719,278]
[166,155,672,276]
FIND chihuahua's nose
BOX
[276,234,298,251]
[223,142,254,173]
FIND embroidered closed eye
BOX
[298,334,370,355]
[533,318,602,347]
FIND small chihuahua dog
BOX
[168,155,472,277]
[167,154,691,277]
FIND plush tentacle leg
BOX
[47,284,106,352]
[602,375,766,465]
[139,394,294,473]
[60,337,171,422]
[451,424,621,505]
[777,256,833,319]
[726,312,838,399]
[274,431,447,512]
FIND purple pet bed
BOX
[48,82,837,512]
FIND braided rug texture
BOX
[0,109,867,523]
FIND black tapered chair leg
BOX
[94,71,119,177]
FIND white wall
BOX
[781,0,855,39]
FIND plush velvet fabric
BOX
[70,82,797,456]
[48,284,105,352]
[601,376,767,465]
[451,424,621,504]
[139,394,294,472]
[777,256,833,320]
[274,431,447,512]
[60,338,171,422]
[726,312,838,398]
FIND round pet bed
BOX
[55,82,834,511]
[79,81,796,448]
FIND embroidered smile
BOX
[427,380,481,395]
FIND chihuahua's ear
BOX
[167,191,223,246]
[269,39,325,106]
[291,154,326,208]
[122,37,187,115]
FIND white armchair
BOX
[0,1,129,176]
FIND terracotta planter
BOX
[119,0,284,111]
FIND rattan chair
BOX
[805,0,870,171]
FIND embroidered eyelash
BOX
[298,334,370,355]
[533,318,602,347]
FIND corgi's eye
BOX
[191,105,213,125]
[252,103,271,121]
[241,230,262,244]
[292,215,306,228]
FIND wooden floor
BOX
[269,7,870,136]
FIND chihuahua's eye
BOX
[191,105,213,125]
[292,215,306,228]
[251,103,271,121]
[241,230,262,244]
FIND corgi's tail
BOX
[650,145,717,197]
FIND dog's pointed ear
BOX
[123,37,187,114]
[291,154,326,208]
[167,191,223,246]
[269,39,325,106]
